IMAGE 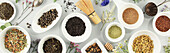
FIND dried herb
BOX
[43,38,62,53]
[38,9,58,28]
[0,3,14,20]
[66,17,86,36]
[5,29,27,53]
[133,0,143,3]
[28,39,40,53]
[101,5,116,31]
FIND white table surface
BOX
[0,0,169,53]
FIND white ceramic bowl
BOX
[113,0,144,29]
[81,38,107,53]
[152,12,170,36]
[0,0,16,23]
[32,3,62,33]
[128,30,161,53]
[118,4,144,29]
[38,35,66,53]
[61,13,92,43]
[105,22,125,42]
[0,26,31,53]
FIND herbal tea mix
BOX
[0,0,169,53]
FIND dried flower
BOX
[26,0,28,3]
[101,0,110,6]
[161,5,170,12]
[75,48,81,53]
[22,2,24,4]
[67,42,80,53]
[29,1,32,4]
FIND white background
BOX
[0,0,169,53]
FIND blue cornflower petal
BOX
[101,0,110,6]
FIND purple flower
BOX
[74,44,79,47]
[164,5,168,8]
[101,0,110,6]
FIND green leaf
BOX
[1,25,6,30]
[4,22,11,27]
[16,0,19,3]
[54,0,57,2]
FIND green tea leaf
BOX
[1,25,6,30]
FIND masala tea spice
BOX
[66,16,86,36]
[123,8,139,24]
[0,3,14,20]
[38,9,58,28]
[156,16,170,32]
[43,38,62,53]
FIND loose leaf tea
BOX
[38,9,58,28]
[156,16,170,32]
[86,43,102,53]
[5,29,27,53]
[0,3,14,20]
[66,17,86,36]
[43,38,62,53]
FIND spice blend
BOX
[86,43,102,53]
[123,8,139,24]
[43,38,62,53]
[132,35,154,53]
[38,9,58,28]
[108,25,122,39]
[66,17,86,36]
[5,29,27,53]
[156,16,170,32]
[0,3,14,20]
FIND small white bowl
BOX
[113,0,144,29]
[61,13,92,43]
[81,38,107,53]
[0,26,31,53]
[38,35,66,53]
[105,22,125,42]
[32,3,62,33]
[128,30,161,53]
[0,0,16,23]
[152,12,170,36]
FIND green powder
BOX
[108,25,122,39]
